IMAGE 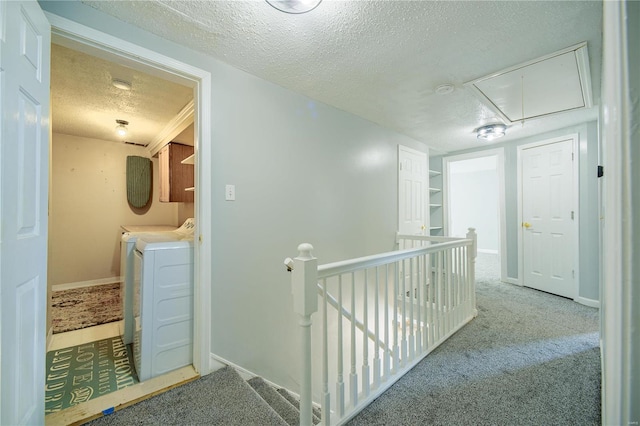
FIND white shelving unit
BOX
[429,158,444,236]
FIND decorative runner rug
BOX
[51,283,122,333]
[45,336,138,414]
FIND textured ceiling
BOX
[76,0,603,153]
[51,43,193,145]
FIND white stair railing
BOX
[288,228,477,426]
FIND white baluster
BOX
[425,255,435,348]
[466,228,478,317]
[392,262,399,374]
[373,266,381,389]
[362,269,370,398]
[384,264,391,379]
[408,258,415,361]
[321,279,330,426]
[401,259,407,366]
[350,272,358,407]
[337,275,344,417]
[416,254,422,354]
[291,243,318,426]
[436,251,443,342]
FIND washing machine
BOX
[120,218,195,344]
[133,232,194,381]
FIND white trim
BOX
[45,12,213,376]
[601,1,638,422]
[147,100,194,156]
[516,134,580,300]
[503,277,521,286]
[477,249,498,255]
[443,148,507,283]
[52,276,121,292]
[575,297,600,309]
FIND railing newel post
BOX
[291,243,318,426]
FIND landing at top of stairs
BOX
[85,366,287,425]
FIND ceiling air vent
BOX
[464,42,592,124]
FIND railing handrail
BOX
[396,233,464,243]
[318,238,472,279]
[287,228,477,426]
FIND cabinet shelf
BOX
[429,169,441,177]
[430,226,443,230]
[429,187,441,193]
[181,154,195,165]
[159,143,194,203]
[430,203,442,208]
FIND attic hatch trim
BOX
[464,42,593,125]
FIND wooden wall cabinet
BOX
[159,142,194,203]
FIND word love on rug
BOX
[45,336,138,414]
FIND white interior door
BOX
[521,139,575,299]
[0,1,50,424]
[398,146,428,235]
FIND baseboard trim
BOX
[209,353,320,410]
[209,353,256,381]
[52,276,122,292]
[575,296,600,308]
[477,249,499,255]
[502,277,520,285]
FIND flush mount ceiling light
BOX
[112,79,132,91]
[476,123,507,141]
[266,0,322,14]
[115,119,129,138]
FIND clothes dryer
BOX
[133,234,194,381]
[120,218,194,344]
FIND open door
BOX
[0,1,50,424]
[398,145,428,236]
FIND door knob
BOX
[421,225,426,230]
[522,222,531,229]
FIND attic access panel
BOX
[465,43,592,124]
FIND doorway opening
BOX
[443,149,506,283]
[44,13,212,422]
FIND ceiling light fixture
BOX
[112,79,132,91]
[115,119,129,138]
[476,123,507,141]
[265,0,322,14]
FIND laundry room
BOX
[46,41,197,407]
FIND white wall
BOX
[41,2,427,393]
[49,133,178,285]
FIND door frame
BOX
[44,12,213,375]
[516,134,579,296]
[443,148,508,282]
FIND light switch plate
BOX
[225,184,235,201]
